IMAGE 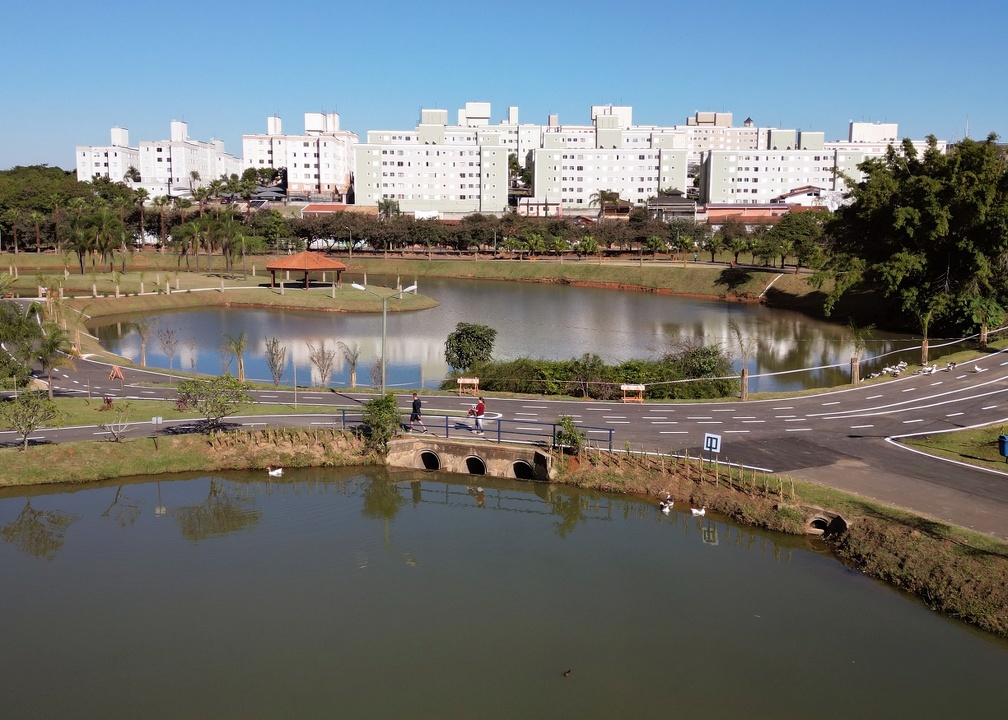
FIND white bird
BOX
[691,505,706,517]
[975,365,987,373]
[267,466,283,477]
[659,495,673,514]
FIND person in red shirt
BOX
[471,396,486,435]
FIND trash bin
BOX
[999,435,1008,459]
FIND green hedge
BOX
[442,348,737,400]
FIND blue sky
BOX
[1,0,1004,170]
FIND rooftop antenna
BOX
[965,115,970,139]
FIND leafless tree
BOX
[307,341,336,387]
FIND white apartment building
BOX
[701,121,947,205]
[242,113,358,200]
[76,127,140,184]
[78,122,241,198]
[354,106,509,216]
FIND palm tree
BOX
[589,189,619,221]
[189,170,201,194]
[124,166,141,184]
[28,211,46,253]
[151,196,170,251]
[2,209,21,253]
[92,206,123,272]
[133,188,149,244]
[338,341,361,388]
[133,317,156,367]
[223,332,248,381]
[36,322,75,400]
[377,198,400,220]
[192,186,210,218]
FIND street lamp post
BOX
[352,282,417,395]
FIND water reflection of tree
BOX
[360,477,405,522]
[2,499,77,560]
[550,493,588,538]
[101,486,142,527]
[171,478,260,542]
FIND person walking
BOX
[410,392,427,433]
[471,396,486,435]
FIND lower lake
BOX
[2,469,1004,719]
[91,277,938,393]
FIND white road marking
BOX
[866,394,882,400]
[522,405,548,409]
[945,412,964,417]
[850,424,874,429]
[822,401,840,406]
[659,431,689,434]
[930,381,943,386]
[602,415,627,419]
[724,430,750,434]
[773,406,793,410]
[784,418,807,422]
[514,412,539,416]
[903,419,924,424]
[606,421,630,424]
[981,405,998,410]
[686,416,712,420]
[785,428,811,432]
[742,420,766,424]
[515,426,541,431]
[713,409,736,413]
[901,387,916,392]
[696,421,722,425]
[649,421,678,425]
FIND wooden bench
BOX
[457,377,480,396]
[620,383,645,403]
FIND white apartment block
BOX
[76,127,140,184]
[701,148,847,205]
[354,106,509,216]
[532,147,689,211]
[701,121,946,205]
[78,122,241,198]
[242,113,358,200]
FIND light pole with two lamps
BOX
[352,282,416,395]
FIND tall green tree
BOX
[814,135,1008,339]
[444,322,497,373]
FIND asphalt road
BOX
[5,351,1008,538]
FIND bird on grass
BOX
[691,505,706,517]
[267,466,284,477]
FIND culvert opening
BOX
[512,460,535,480]
[465,456,487,475]
[807,517,830,535]
[419,450,441,471]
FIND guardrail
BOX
[307,409,615,451]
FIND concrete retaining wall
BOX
[387,437,555,481]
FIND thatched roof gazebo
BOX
[265,251,347,289]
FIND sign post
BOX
[703,432,722,463]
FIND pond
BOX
[1,469,1004,719]
[92,277,939,392]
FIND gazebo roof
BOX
[265,251,346,272]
